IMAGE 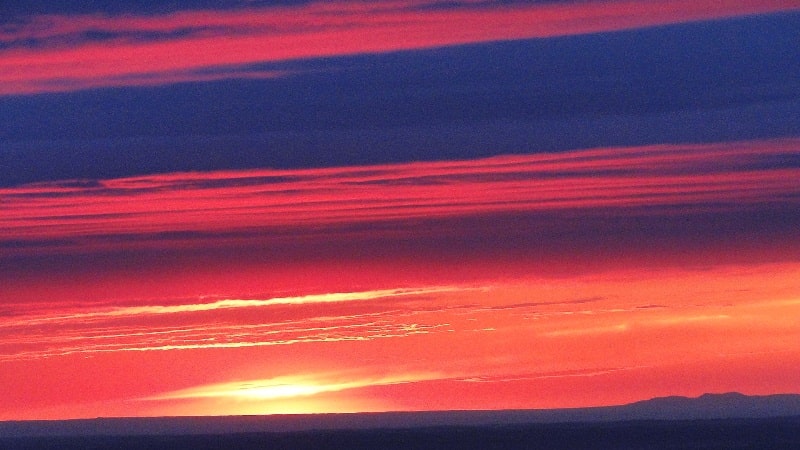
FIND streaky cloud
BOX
[0,286,466,362]
[1,0,796,94]
[2,138,798,254]
[1,286,463,327]
[457,367,641,382]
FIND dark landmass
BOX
[3,392,800,437]
[622,392,800,421]
[2,417,800,450]
[2,393,800,449]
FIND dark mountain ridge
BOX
[2,392,800,438]
[622,392,800,420]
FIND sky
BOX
[1,0,800,421]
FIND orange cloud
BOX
[0,286,467,362]
[1,0,797,94]
[2,259,799,419]
[6,287,459,326]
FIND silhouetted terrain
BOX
[3,393,800,449]
[3,417,800,450]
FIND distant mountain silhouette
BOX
[619,392,800,420]
[3,393,800,437]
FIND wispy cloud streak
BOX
[4,287,458,326]
[3,263,798,367]
[0,286,464,362]
[1,0,796,94]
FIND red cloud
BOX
[1,0,796,94]
[3,138,798,253]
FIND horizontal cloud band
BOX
[2,138,799,252]
[1,0,797,94]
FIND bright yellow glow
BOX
[146,373,441,402]
[202,381,348,400]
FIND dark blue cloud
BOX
[0,0,585,20]
[0,1,314,20]
[1,12,798,186]
[0,27,205,51]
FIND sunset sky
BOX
[1,0,800,421]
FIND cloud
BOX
[457,366,639,382]
[651,314,732,326]
[2,138,798,254]
[0,318,452,362]
[0,286,464,362]
[8,286,459,325]
[541,323,630,337]
[475,297,604,311]
[1,0,796,94]
[3,260,799,420]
